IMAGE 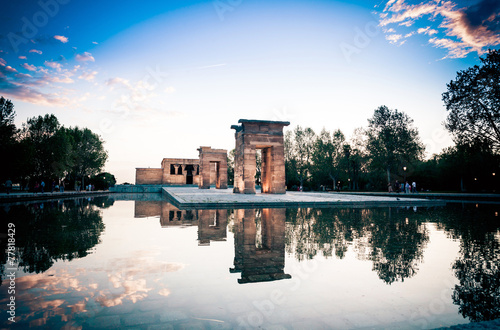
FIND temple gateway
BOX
[135,119,289,194]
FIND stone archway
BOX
[231,119,289,194]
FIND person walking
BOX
[405,181,410,194]
[412,181,417,193]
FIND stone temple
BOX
[136,119,289,194]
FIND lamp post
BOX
[403,166,407,183]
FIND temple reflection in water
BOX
[134,201,291,284]
[134,201,227,246]
[230,208,291,284]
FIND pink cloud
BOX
[78,71,98,81]
[18,56,27,60]
[29,49,43,55]
[0,58,6,66]
[15,73,33,79]
[21,63,37,71]
[45,61,62,71]
[5,66,18,73]
[54,35,68,43]
[0,82,67,106]
[50,76,74,84]
[380,0,500,58]
[75,52,95,62]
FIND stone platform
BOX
[162,187,445,209]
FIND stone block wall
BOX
[136,168,163,185]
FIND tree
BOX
[438,139,500,192]
[311,128,345,189]
[66,127,108,189]
[227,149,235,186]
[0,97,18,182]
[443,49,500,152]
[90,172,116,190]
[285,126,316,189]
[20,114,72,181]
[365,106,424,189]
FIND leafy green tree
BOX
[365,106,424,189]
[284,130,299,188]
[90,172,116,190]
[443,49,500,152]
[285,126,316,189]
[20,114,72,181]
[66,127,108,189]
[311,128,345,189]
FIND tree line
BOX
[0,99,114,191]
[281,49,500,192]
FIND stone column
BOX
[242,145,256,194]
[270,144,286,194]
[198,159,211,189]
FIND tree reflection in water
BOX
[0,196,111,284]
[430,203,500,322]
[285,207,429,284]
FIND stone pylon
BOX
[198,146,228,189]
[231,119,290,194]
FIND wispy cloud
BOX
[18,56,27,60]
[379,0,500,58]
[75,52,95,62]
[21,63,37,71]
[29,49,43,55]
[45,61,62,71]
[78,71,98,81]
[106,77,131,89]
[54,35,68,43]
[386,34,404,44]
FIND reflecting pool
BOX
[1,195,499,329]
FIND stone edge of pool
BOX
[161,187,448,210]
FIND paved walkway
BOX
[163,187,445,209]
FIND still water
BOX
[0,195,499,329]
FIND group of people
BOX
[389,180,417,193]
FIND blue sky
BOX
[1,0,499,183]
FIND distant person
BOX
[60,181,65,192]
[51,180,56,193]
[40,180,45,193]
[388,182,393,193]
[34,182,40,194]
[394,180,400,193]
[5,179,12,194]
[405,181,410,194]
[412,181,417,193]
